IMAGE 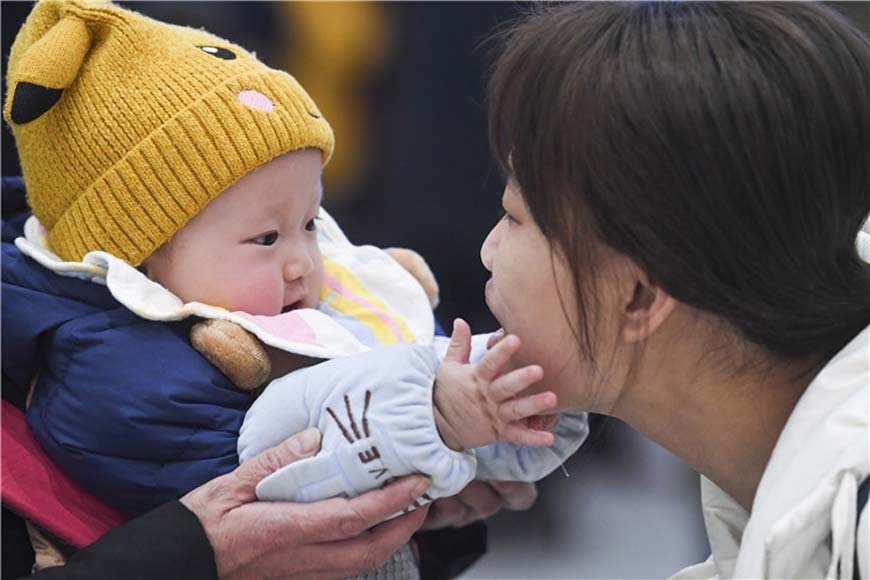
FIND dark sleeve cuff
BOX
[29,501,217,580]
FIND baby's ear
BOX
[4,15,92,125]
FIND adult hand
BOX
[181,427,431,580]
[419,480,538,531]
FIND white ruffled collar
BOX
[15,209,434,359]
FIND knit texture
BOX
[349,543,419,580]
[4,0,334,265]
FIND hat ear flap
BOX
[4,15,92,125]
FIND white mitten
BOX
[238,343,476,503]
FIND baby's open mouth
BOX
[281,300,305,314]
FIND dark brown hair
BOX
[488,2,870,363]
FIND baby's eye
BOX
[251,231,279,246]
[305,218,318,232]
[197,45,237,60]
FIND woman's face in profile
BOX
[480,182,593,411]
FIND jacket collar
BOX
[698,322,869,578]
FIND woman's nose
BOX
[480,220,503,272]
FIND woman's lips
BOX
[484,278,500,317]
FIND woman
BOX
[481,3,869,578]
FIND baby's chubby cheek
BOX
[223,275,284,316]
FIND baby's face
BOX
[143,149,325,316]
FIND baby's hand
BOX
[433,319,557,451]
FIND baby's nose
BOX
[284,254,313,281]
[237,90,274,112]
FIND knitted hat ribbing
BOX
[4,0,334,266]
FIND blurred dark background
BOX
[3,2,868,577]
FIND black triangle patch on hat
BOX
[10,82,63,124]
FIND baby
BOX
[135,145,584,505]
[3,1,587,577]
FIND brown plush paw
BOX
[190,319,271,391]
[385,247,440,309]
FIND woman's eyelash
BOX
[499,209,516,224]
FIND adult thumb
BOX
[235,427,322,490]
[444,318,472,364]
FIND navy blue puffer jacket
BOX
[2,178,252,516]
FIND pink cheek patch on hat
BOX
[237,90,274,112]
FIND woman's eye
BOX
[251,232,279,246]
[501,210,516,225]
[305,218,318,232]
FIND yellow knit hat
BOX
[4,0,334,266]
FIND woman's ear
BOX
[620,266,676,343]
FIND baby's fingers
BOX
[502,422,556,447]
[475,334,521,382]
[444,318,472,365]
[498,391,558,424]
[489,365,543,402]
